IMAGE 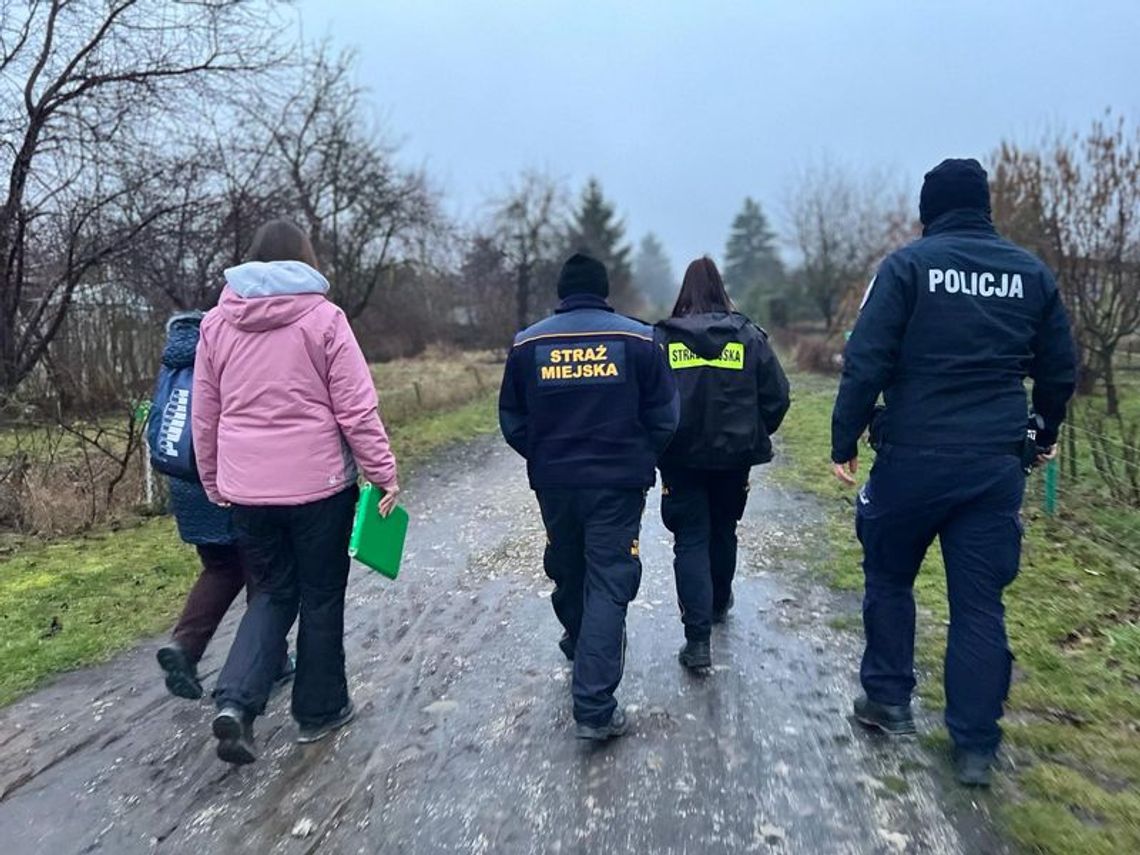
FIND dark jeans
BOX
[536,487,645,726]
[171,544,251,665]
[856,445,1025,753]
[660,468,750,641]
[215,486,357,725]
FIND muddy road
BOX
[0,437,1005,854]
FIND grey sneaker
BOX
[853,695,917,736]
[213,706,256,765]
[575,707,629,741]
[297,701,356,744]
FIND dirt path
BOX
[0,438,1006,854]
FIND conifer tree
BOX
[565,178,641,313]
[724,197,785,308]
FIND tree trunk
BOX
[515,261,531,331]
[1102,349,1119,416]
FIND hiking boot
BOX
[954,748,996,787]
[575,707,628,741]
[157,644,203,700]
[678,639,712,670]
[712,592,735,624]
[213,706,256,765]
[852,695,917,736]
[273,653,296,692]
[297,701,356,744]
[558,632,575,662]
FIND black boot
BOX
[712,592,735,624]
[558,632,575,662]
[575,706,628,741]
[953,747,996,787]
[213,705,256,765]
[297,700,356,744]
[678,639,712,670]
[852,695,916,735]
[157,644,203,700]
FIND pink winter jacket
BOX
[192,260,397,506]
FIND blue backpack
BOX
[147,362,198,482]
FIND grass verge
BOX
[0,393,499,707]
[776,371,1140,854]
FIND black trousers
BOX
[215,486,357,725]
[857,445,1024,753]
[536,487,645,727]
[660,467,750,641]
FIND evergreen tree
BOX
[724,197,785,318]
[565,178,641,313]
[632,232,676,313]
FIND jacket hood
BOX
[220,261,330,332]
[657,312,750,359]
[162,317,201,369]
[922,207,997,238]
[224,260,330,298]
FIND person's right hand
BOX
[832,457,858,486]
[378,483,401,517]
[1035,444,1058,466]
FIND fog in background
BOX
[303,0,1136,268]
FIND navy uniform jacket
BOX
[499,293,680,489]
[832,209,1077,463]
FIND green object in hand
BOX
[348,483,408,580]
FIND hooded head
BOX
[557,253,609,300]
[919,158,991,226]
[162,311,205,368]
[220,218,330,331]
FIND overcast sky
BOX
[296,0,1140,273]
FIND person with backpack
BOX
[149,312,295,700]
[656,258,790,670]
[192,218,399,765]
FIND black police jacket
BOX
[831,208,1078,463]
[655,312,790,471]
[498,293,679,489]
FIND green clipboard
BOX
[348,483,408,580]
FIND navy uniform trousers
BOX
[856,444,1025,753]
[536,487,645,727]
[660,467,750,641]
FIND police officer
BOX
[499,252,679,740]
[831,158,1077,786]
[656,257,790,669]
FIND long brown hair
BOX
[671,256,734,317]
[246,219,320,269]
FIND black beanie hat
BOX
[919,158,991,226]
[557,252,610,300]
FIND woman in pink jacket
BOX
[192,219,399,765]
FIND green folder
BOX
[348,483,408,580]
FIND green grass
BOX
[777,371,1140,854]
[0,392,500,707]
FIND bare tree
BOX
[117,127,286,313]
[992,114,1140,414]
[252,47,439,320]
[459,233,517,346]
[784,161,913,331]
[491,171,566,330]
[0,0,287,398]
